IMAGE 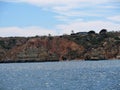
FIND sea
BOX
[0,60,120,90]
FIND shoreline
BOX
[0,59,59,64]
[0,59,119,64]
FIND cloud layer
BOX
[0,27,56,37]
[0,20,119,37]
[107,16,120,22]
[0,0,120,36]
[57,21,120,34]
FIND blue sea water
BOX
[0,60,120,90]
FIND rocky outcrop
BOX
[0,37,84,62]
[0,31,120,62]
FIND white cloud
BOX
[1,0,111,6]
[0,0,120,37]
[56,21,120,34]
[107,16,120,22]
[0,20,120,37]
[99,5,119,9]
[54,16,70,22]
[0,26,56,37]
[1,0,117,21]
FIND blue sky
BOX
[0,0,120,36]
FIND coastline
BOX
[0,31,120,62]
[0,59,119,64]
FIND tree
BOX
[99,29,107,35]
[88,30,96,35]
[71,30,74,34]
[48,33,51,37]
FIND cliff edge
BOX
[0,30,120,62]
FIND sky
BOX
[0,0,120,37]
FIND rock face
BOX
[0,31,120,62]
[0,37,84,62]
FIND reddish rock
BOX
[1,37,84,62]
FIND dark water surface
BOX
[0,60,120,90]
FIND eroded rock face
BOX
[0,47,6,59]
[84,47,106,60]
[0,31,120,62]
[0,37,84,62]
[84,37,120,60]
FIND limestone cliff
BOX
[0,31,120,62]
[0,37,84,62]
